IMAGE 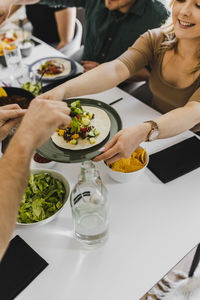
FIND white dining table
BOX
[1,39,200,300]
[0,36,83,83]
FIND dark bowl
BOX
[1,87,35,153]
[1,87,34,109]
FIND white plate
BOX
[29,56,77,82]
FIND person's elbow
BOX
[185,101,200,131]
[185,101,200,123]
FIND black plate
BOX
[29,56,77,82]
[37,98,122,163]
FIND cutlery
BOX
[109,97,123,106]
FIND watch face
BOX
[149,129,160,141]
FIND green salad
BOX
[22,81,42,97]
[17,173,66,224]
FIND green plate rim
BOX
[37,98,122,163]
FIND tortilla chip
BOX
[110,148,147,173]
[0,87,7,97]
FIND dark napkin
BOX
[0,235,48,300]
[147,136,200,183]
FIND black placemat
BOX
[0,235,48,300]
[147,136,200,183]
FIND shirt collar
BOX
[129,0,149,16]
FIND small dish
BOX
[103,147,149,183]
[31,152,56,169]
[19,40,34,57]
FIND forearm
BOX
[0,134,34,260]
[55,7,76,45]
[12,0,39,4]
[61,60,130,98]
[155,101,200,139]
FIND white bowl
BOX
[19,40,34,57]
[16,169,70,226]
[103,147,149,183]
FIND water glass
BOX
[3,43,22,71]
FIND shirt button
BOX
[108,37,112,41]
[101,53,105,57]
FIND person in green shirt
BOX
[1,0,168,77]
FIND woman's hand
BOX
[0,104,26,142]
[93,123,150,164]
[37,85,66,101]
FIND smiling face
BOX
[172,0,200,40]
[105,0,137,13]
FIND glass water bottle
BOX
[70,161,108,246]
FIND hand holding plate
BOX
[93,124,149,164]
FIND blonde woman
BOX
[33,0,200,163]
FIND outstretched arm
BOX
[94,101,200,164]
[0,99,71,261]
[38,59,130,100]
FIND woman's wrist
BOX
[62,82,71,99]
[137,122,152,143]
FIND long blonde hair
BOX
[160,0,200,73]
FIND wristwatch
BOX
[144,120,160,142]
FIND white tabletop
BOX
[0,36,83,84]
[12,87,199,300]
[2,40,200,300]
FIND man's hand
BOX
[15,98,71,151]
[81,60,100,73]
[0,104,25,141]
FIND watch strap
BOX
[144,120,159,142]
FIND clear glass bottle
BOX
[70,160,108,246]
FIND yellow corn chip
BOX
[110,147,147,173]
[0,87,7,97]
[140,149,146,164]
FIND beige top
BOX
[118,28,200,132]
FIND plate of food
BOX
[37,98,122,163]
[29,56,77,82]
[0,29,31,44]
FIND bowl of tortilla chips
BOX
[103,147,148,183]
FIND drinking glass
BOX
[3,43,22,75]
